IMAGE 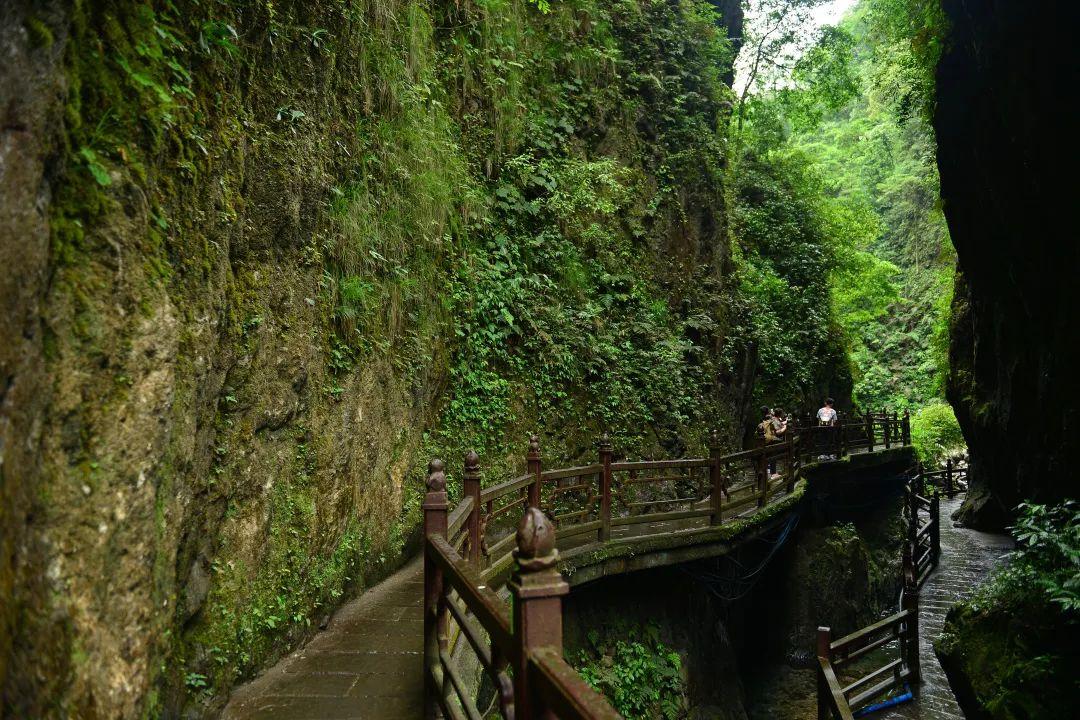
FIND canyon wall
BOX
[0,1,809,716]
[937,0,1080,528]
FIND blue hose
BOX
[852,684,914,717]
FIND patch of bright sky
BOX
[735,0,858,93]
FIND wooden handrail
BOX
[480,473,534,504]
[447,496,474,540]
[817,656,856,720]
[426,406,913,718]
[830,608,913,656]
[531,647,623,720]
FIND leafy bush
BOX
[1005,502,1079,612]
[575,624,687,719]
[969,501,1080,616]
[910,401,965,465]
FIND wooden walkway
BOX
[223,417,907,719]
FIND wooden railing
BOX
[816,589,920,719]
[906,471,941,589]
[424,459,620,720]
[426,410,911,718]
[920,458,968,498]
[816,453,968,717]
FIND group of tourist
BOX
[757,399,839,469]
[757,397,837,443]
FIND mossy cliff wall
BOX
[936,0,1080,529]
[0,0,779,717]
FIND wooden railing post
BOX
[883,411,892,450]
[902,534,915,588]
[906,481,918,585]
[816,626,832,720]
[599,433,613,541]
[527,434,542,509]
[839,414,848,457]
[464,450,482,567]
[510,507,570,720]
[931,491,941,567]
[710,430,724,525]
[865,411,875,452]
[786,429,796,493]
[901,410,911,445]
[903,584,921,684]
[757,451,769,508]
[945,458,954,497]
[423,459,449,720]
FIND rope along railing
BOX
[427,410,911,719]
[815,458,967,718]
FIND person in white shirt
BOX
[816,398,837,426]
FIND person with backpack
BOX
[758,406,783,476]
[758,406,777,443]
[817,398,838,426]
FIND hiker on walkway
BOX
[816,398,837,426]
[758,406,777,444]
[771,408,788,439]
[758,406,784,476]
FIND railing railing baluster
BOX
[423,460,449,720]
[528,435,541,510]
[710,430,724,524]
[599,433,613,541]
[510,507,570,720]
[464,451,482,567]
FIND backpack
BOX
[759,419,777,442]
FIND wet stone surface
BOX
[222,558,423,720]
[876,495,1012,720]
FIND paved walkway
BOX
[877,494,1012,720]
[222,558,423,720]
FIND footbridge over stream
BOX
[224,413,992,720]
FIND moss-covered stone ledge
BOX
[799,446,916,483]
[799,447,915,524]
[559,481,807,586]
[935,594,1080,719]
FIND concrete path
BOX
[222,558,423,720]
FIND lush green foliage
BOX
[575,624,687,719]
[910,401,964,466]
[938,501,1080,717]
[728,147,853,407]
[972,502,1080,615]
[740,0,954,413]
[410,0,744,489]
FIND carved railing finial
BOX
[528,434,541,459]
[465,449,480,473]
[599,431,612,452]
[514,506,558,571]
[427,458,446,493]
[709,428,720,449]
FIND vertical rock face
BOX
[0,0,762,716]
[936,0,1080,529]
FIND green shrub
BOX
[575,624,687,720]
[972,501,1080,615]
[910,401,965,465]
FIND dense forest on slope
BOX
[736,0,953,415]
